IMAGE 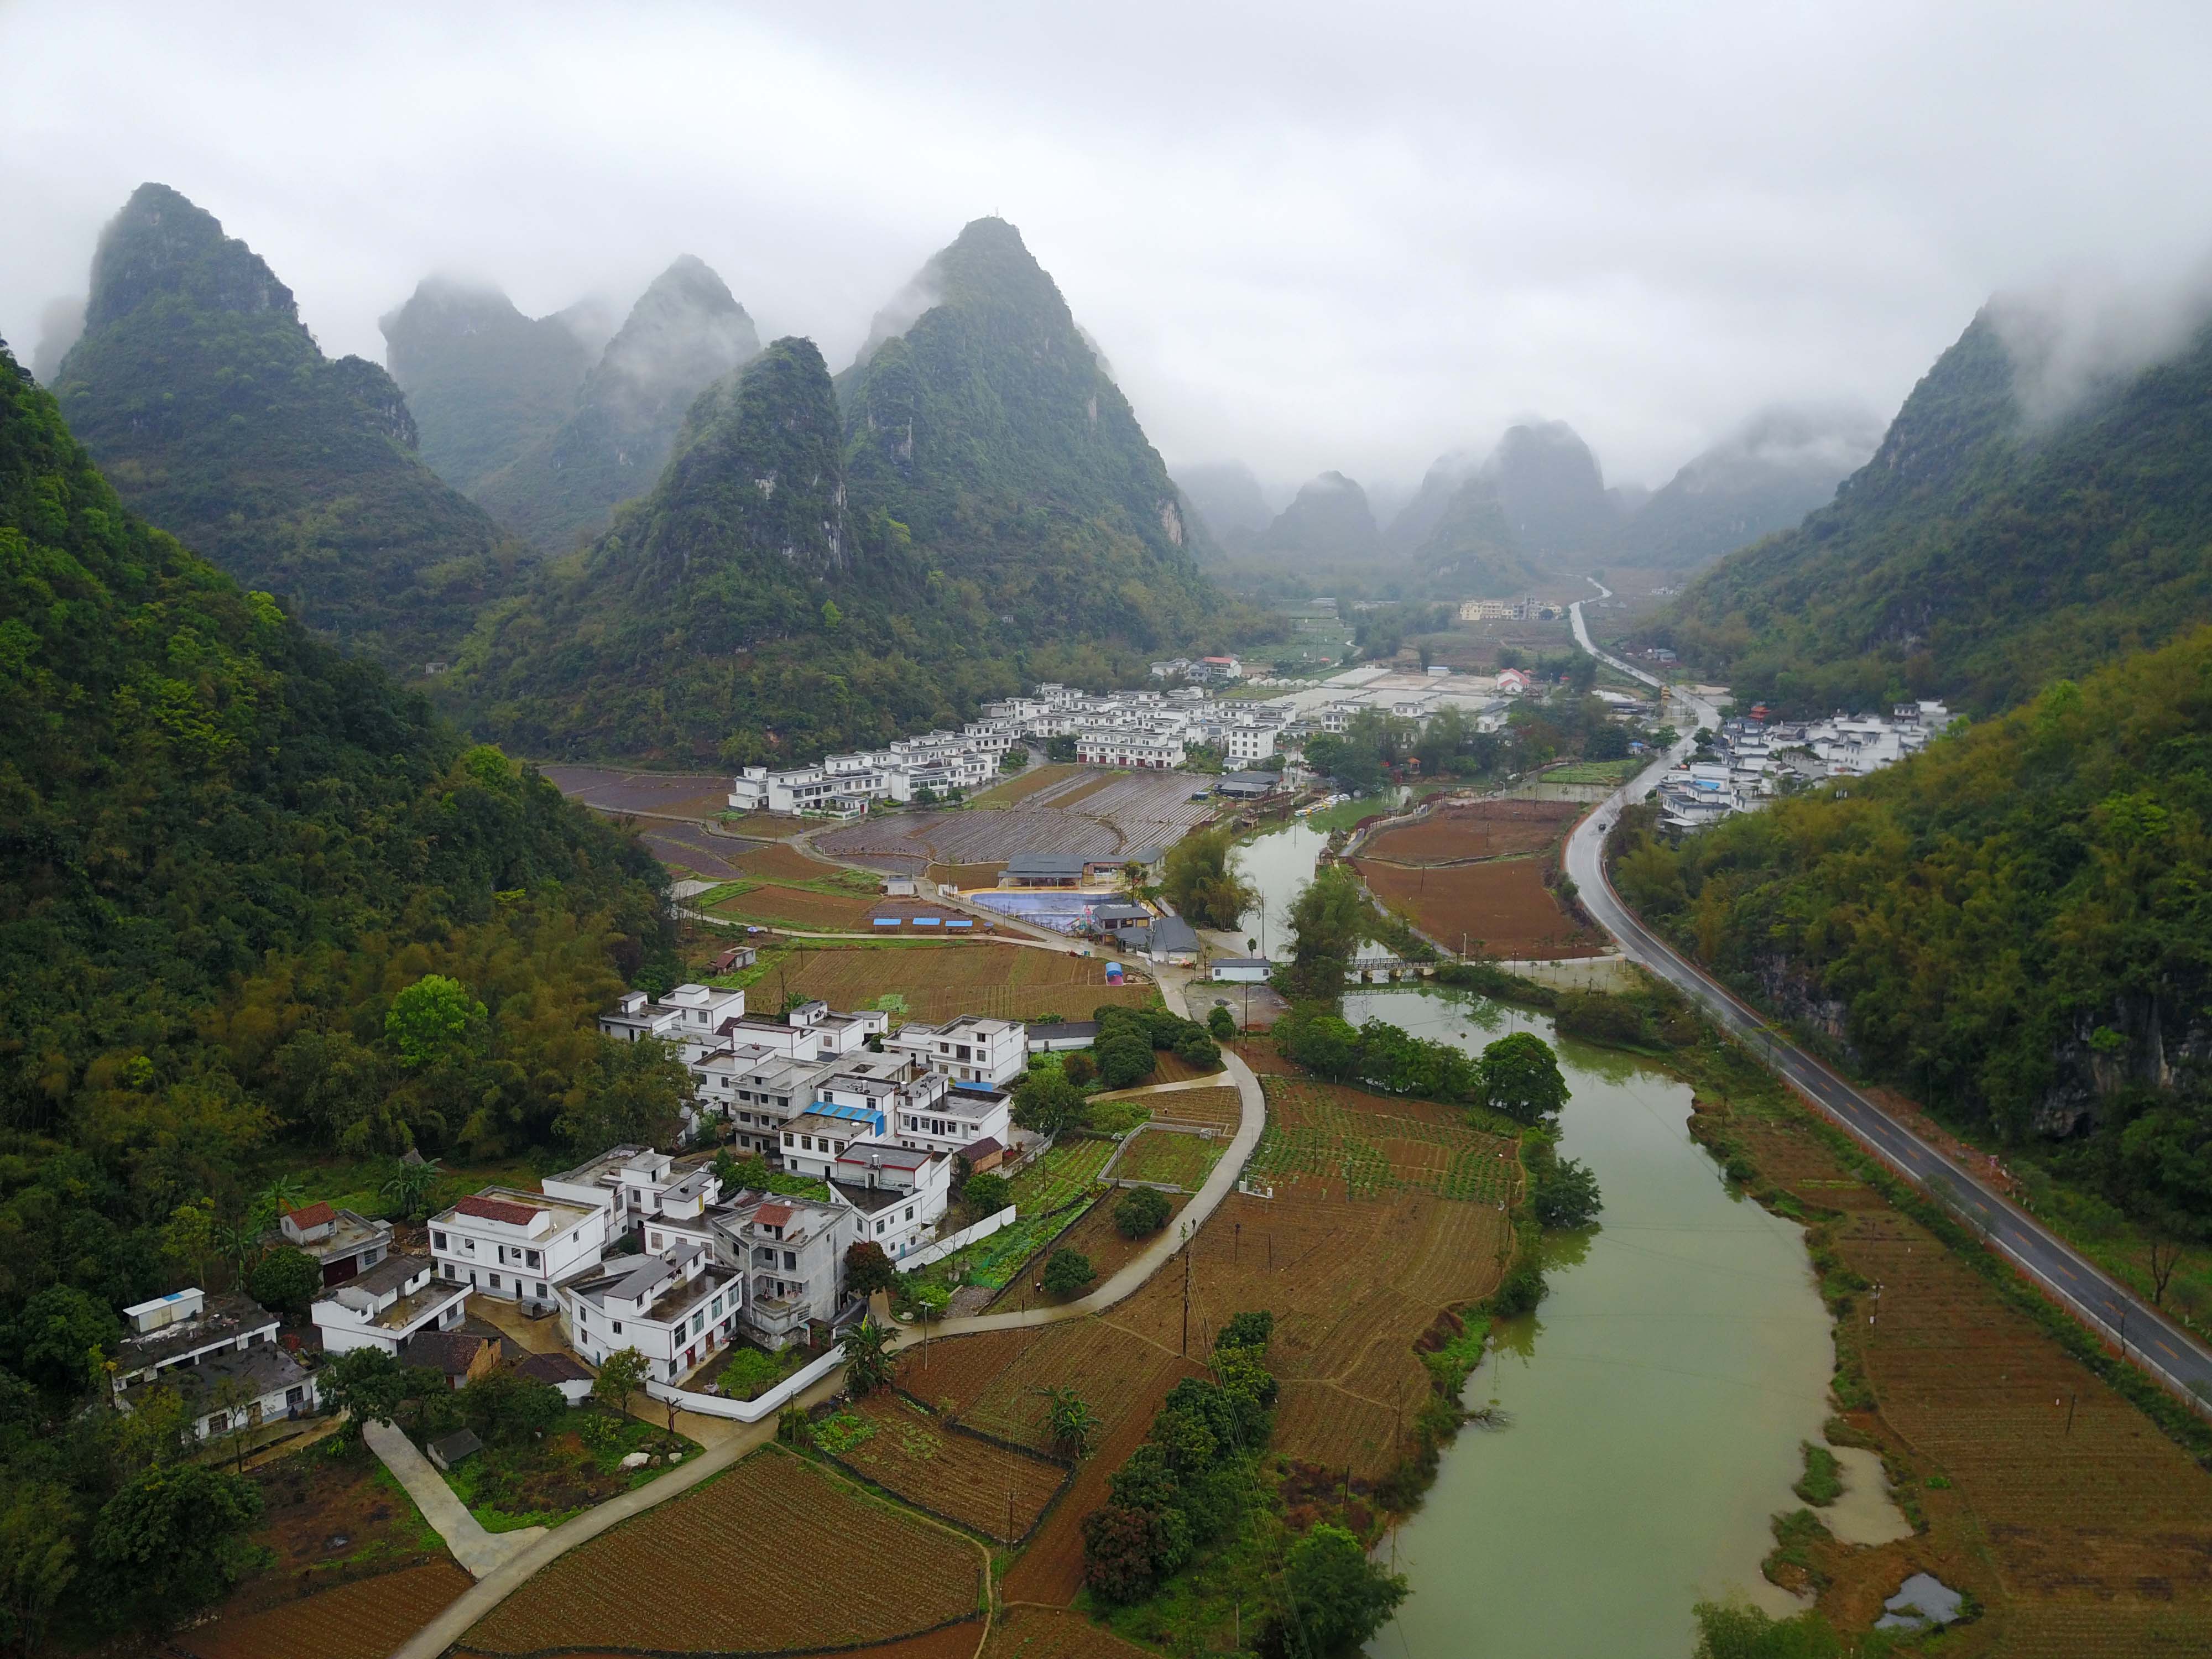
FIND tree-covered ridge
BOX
[50,184,534,669]
[0,332,679,1316]
[473,254,761,554]
[379,276,602,491]
[1653,306,2212,714]
[452,223,1260,764]
[838,217,1220,646]
[1607,627,2212,1232]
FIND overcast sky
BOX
[6,1,2210,496]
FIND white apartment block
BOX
[833,1154,953,1259]
[729,726,1012,816]
[1077,731,1186,769]
[312,1254,469,1357]
[720,1193,857,1349]
[430,1188,607,1307]
[884,1014,1027,1087]
[1225,724,1276,763]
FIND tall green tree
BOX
[1478,1033,1569,1124]
[89,1465,263,1630]
[1284,869,1371,1001]
[1161,826,1257,930]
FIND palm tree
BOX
[381,1155,442,1222]
[252,1175,306,1229]
[840,1318,897,1396]
[213,1217,265,1287]
[1035,1385,1101,1458]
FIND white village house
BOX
[112,1288,319,1441]
[429,1187,608,1310]
[312,1254,469,1357]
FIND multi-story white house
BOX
[562,1240,743,1383]
[312,1254,469,1357]
[1225,724,1277,764]
[429,1187,607,1308]
[717,1193,857,1349]
[889,1082,1013,1161]
[599,982,747,1045]
[1076,731,1186,769]
[884,1014,1027,1087]
[780,1102,891,1181]
[830,1150,954,1260]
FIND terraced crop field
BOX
[1148,1085,1243,1132]
[1247,1077,1521,1202]
[818,771,1217,870]
[458,1450,979,1656]
[1004,1138,1117,1214]
[177,1562,472,1659]
[1098,1181,1511,1482]
[709,883,880,930]
[1358,797,1577,863]
[1107,1126,1225,1191]
[828,1391,1068,1541]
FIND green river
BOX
[1346,988,1834,1656]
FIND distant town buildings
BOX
[1655,700,1953,830]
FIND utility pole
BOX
[1181,1246,1192,1357]
[2065,1392,2077,1435]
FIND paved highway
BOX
[1566,586,2212,1409]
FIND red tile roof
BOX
[285,1201,336,1229]
[753,1203,794,1228]
[455,1194,542,1227]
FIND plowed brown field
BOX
[1359,798,1577,863]
[982,1605,1154,1659]
[832,1392,1069,1541]
[459,1449,979,1655]
[176,1562,471,1659]
[1354,855,1603,958]
[774,944,1156,1024]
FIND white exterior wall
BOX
[431,1201,606,1303]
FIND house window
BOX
[526,1250,541,1269]
[433,1231,447,1250]
[489,1274,502,1291]
[612,1322,623,1335]
[782,1250,796,1270]
[536,1281,547,1297]
[904,1206,915,1221]
[875,1220,885,1234]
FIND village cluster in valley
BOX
[110,983,1052,1438]
[1650,700,1954,829]
[108,670,1953,1448]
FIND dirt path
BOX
[363,1420,545,1579]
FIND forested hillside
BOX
[456,220,1249,764]
[473,254,760,554]
[1386,453,1547,594]
[1605,405,1876,572]
[379,275,606,491]
[1607,629,2212,1235]
[1655,306,2212,714]
[0,328,682,1333]
[49,184,533,668]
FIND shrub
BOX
[845,1240,897,1298]
[1217,1310,1274,1351]
[248,1246,322,1317]
[1095,1032,1155,1089]
[1062,1051,1097,1087]
[1114,1186,1172,1238]
[576,1411,620,1452]
[962,1172,1011,1216]
[1206,1005,1237,1041]
[1173,1032,1222,1071]
[1042,1249,1096,1296]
